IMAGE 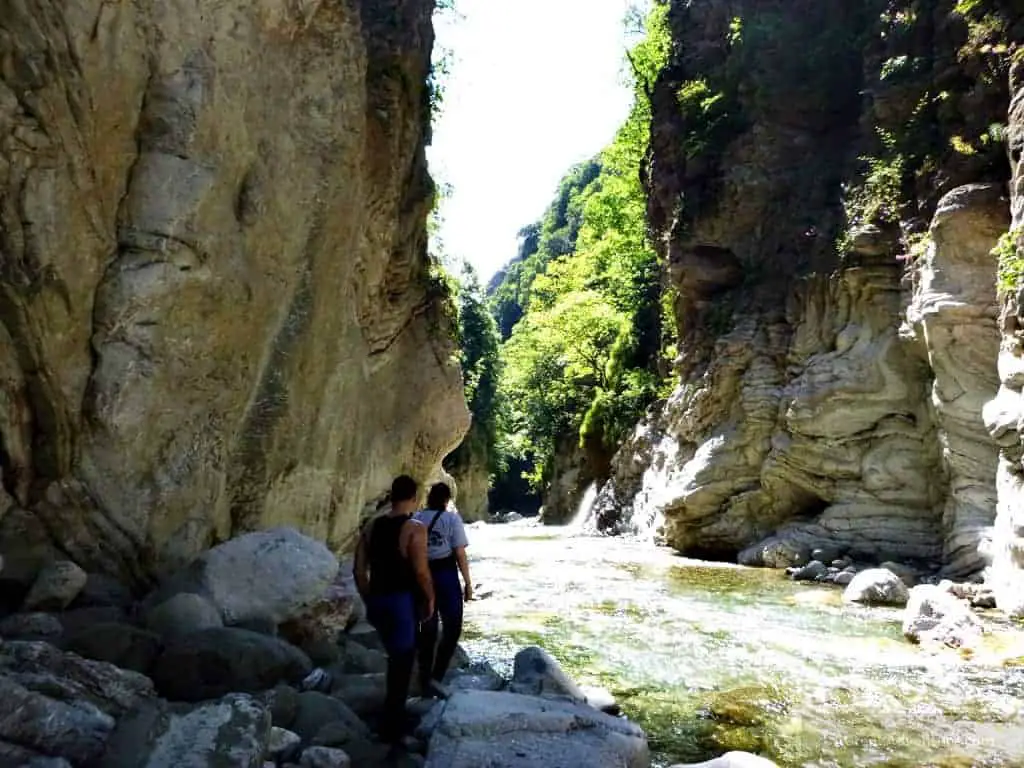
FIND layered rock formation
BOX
[0,0,468,584]
[985,61,1024,615]
[595,0,1024,594]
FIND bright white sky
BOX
[427,0,643,283]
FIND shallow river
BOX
[458,520,1024,768]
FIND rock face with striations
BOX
[595,0,1023,597]
[0,0,469,583]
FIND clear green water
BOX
[460,522,1024,768]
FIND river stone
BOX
[0,739,74,765]
[63,622,163,675]
[335,637,388,674]
[509,645,586,701]
[150,528,339,626]
[72,573,135,610]
[290,692,369,746]
[842,569,910,606]
[0,640,155,717]
[100,693,270,767]
[423,690,649,768]
[329,673,386,718]
[23,561,88,612]
[878,561,920,587]
[58,606,129,636]
[671,752,779,767]
[834,571,855,586]
[791,561,827,582]
[902,584,983,648]
[268,727,303,763]
[0,676,114,763]
[152,627,312,702]
[144,593,224,640]
[256,684,302,729]
[300,746,352,768]
[0,612,63,640]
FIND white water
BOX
[567,481,598,532]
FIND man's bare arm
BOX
[406,522,435,618]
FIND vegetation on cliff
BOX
[478,2,675,507]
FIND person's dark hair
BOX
[390,475,418,503]
[426,482,452,511]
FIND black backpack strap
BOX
[427,509,445,536]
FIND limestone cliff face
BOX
[984,63,1024,615]
[0,0,469,583]
[596,0,1022,588]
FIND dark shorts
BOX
[365,591,417,655]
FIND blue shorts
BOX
[365,591,417,655]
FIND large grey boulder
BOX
[149,528,339,626]
[151,627,312,702]
[144,592,224,640]
[23,561,88,612]
[63,622,163,675]
[509,646,586,701]
[423,690,648,768]
[841,568,910,607]
[100,694,270,767]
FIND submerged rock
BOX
[902,584,983,648]
[424,690,648,768]
[842,569,910,607]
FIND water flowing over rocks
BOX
[0,0,469,586]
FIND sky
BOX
[426,0,643,283]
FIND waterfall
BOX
[568,482,599,532]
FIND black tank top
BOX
[368,515,416,595]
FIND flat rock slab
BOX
[424,690,648,768]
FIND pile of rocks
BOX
[0,526,692,767]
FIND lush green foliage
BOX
[995,228,1024,295]
[446,264,506,478]
[487,2,674,491]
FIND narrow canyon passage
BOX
[461,520,1024,768]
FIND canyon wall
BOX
[596,0,1024,599]
[0,0,469,585]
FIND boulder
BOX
[280,569,361,655]
[63,622,163,675]
[149,528,339,626]
[841,569,910,606]
[152,627,312,702]
[446,661,506,694]
[256,684,301,730]
[71,573,135,610]
[791,561,827,582]
[834,571,855,586]
[144,593,224,640]
[0,676,114,764]
[902,584,983,648]
[0,640,155,717]
[290,692,368,746]
[0,613,63,640]
[333,640,388,675]
[738,538,810,569]
[23,561,88,612]
[58,607,129,636]
[267,727,303,763]
[509,646,586,701]
[878,561,920,588]
[329,673,386,718]
[423,690,648,768]
[100,694,270,767]
[0,739,74,766]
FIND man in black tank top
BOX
[353,475,435,742]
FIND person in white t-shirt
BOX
[412,482,472,697]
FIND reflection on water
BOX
[461,521,1024,768]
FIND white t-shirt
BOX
[413,506,469,561]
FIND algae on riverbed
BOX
[460,524,1024,767]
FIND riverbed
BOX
[459,520,1024,768]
